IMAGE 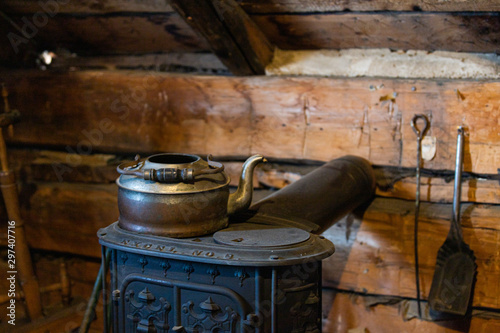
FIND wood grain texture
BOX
[2,70,499,174]
[323,290,500,333]
[0,0,173,14]
[169,0,253,75]
[3,0,498,14]
[5,149,499,204]
[22,182,118,257]
[255,164,500,204]
[251,12,500,53]
[239,0,500,13]
[49,53,228,74]
[1,8,498,59]
[170,0,273,75]
[376,176,500,204]
[0,14,209,56]
[209,0,275,74]
[323,197,500,309]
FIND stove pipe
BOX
[243,155,376,234]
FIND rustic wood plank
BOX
[0,0,173,14]
[209,0,275,74]
[256,164,500,204]
[2,3,498,58]
[0,14,209,57]
[4,9,497,61]
[2,10,497,60]
[251,12,500,53]
[169,0,252,75]
[6,149,499,204]
[376,176,500,205]
[0,149,119,184]
[322,197,500,309]
[49,53,228,74]
[323,290,500,333]
[3,0,498,14]
[22,182,118,257]
[240,0,500,13]
[2,70,500,174]
[170,0,273,75]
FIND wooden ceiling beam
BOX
[239,0,500,13]
[170,0,274,75]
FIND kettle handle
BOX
[116,158,145,176]
[117,155,224,183]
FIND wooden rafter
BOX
[169,0,274,75]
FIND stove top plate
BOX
[99,222,334,266]
[213,226,310,247]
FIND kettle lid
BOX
[116,153,229,194]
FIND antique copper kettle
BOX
[116,153,265,237]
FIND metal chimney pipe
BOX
[246,155,376,234]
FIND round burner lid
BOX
[213,226,310,247]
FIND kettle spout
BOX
[227,154,265,215]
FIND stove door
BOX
[116,274,250,333]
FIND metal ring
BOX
[411,114,430,139]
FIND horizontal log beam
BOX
[323,290,500,332]
[0,13,209,61]
[251,12,500,54]
[376,176,500,205]
[0,0,174,14]
[239,1,500,13]
[323,197,500,309]
[2,70,500,174]
[49,53,228,74]
[1,10,498,61]
[22,182,118,257]
[4,149,499,204]
[3,0,498,14]
[257,165,500,204]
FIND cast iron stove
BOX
[99,221,333,333]
[98,154,375,333]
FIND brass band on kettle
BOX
[117,154,225,183]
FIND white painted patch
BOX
[266,49,500,79]
[422,136,437,161]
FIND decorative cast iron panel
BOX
[182,297,238,332]
[125,287,171,332]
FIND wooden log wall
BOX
[1,1,499,69]
[0,0,499,332]
[0,70,498,331]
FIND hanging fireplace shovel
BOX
[428,126,476,316]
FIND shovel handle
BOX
[452,127,465,239]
